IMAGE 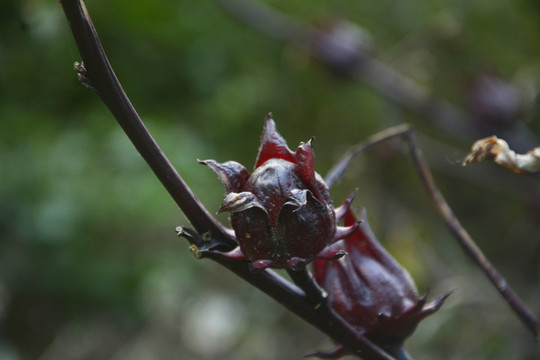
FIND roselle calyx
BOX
[311,207,450,359]
[200,114,357,270]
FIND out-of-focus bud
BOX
[311,207,450,358]
[200,114,357,271]
[311,20,373,74]
[467,73,523,129]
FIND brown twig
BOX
[325,124,539,338]
[59,0,395,358]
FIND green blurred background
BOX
[1,0,539,359]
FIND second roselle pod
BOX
[311,206,450,359]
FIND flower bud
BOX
[200,114,356,270]
[311,208,450,358]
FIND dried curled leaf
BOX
[463,136,540,175]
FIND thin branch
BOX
[325,124,539,338]
[216,0,539,151]
[59,1,394,358]
[325,124,412,189]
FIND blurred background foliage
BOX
[1,0,539,359]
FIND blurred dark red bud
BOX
[467,73,522,129]
[200,114,356,270]
[311,20,373,75]
[311,207,450,358]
